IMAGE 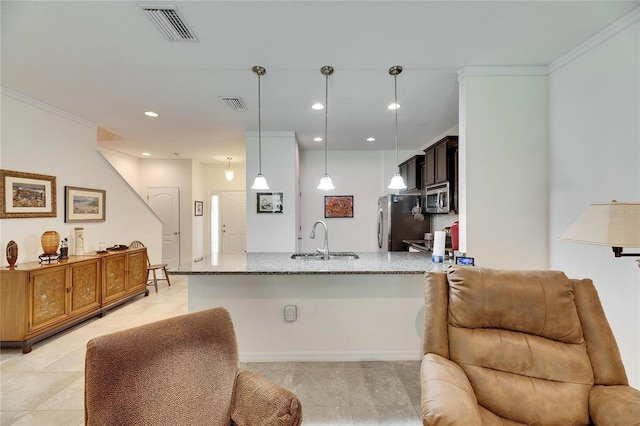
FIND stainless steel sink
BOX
[291,252,359,260]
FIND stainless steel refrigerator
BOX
[377,194,430,251]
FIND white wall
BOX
[245,132,298,252]
[458,69,549,269]
[98,147,143,197]
[548,18,640,387]
[0,90,162,264]
[299,150,386,252]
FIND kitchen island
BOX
[171,252,447,362]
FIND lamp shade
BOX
[560,202,640,247]
[387,173,407,190]
[251,174,269,190]
[317,174,335,190]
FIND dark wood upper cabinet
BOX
[398,155,425,193]
[424,136,458,186]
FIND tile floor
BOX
[1,275,422,425]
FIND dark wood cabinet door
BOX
[424,148,435,186]
[435,143,448,183]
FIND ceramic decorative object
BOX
[6,240,18,267]
[74,227,84,255]
[41,231,60,255]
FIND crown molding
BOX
[549,7,639,74]
[458,66,548,81]
[1,86,96,128]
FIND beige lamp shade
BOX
[560,202,640,247]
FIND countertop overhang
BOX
[169,252,440,275]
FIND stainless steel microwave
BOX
[425,182,450,214]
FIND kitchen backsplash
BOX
[432,212,459,232]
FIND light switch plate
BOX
[284,305,297,322]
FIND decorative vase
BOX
[6,240,18,267]
[41,231,60,255]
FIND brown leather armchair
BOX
[85,307,302,426]
[421,266,640,425]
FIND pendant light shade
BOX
[387,65,407,190]
[224,157,234,181]
[317,65,335,190]
[251,65,269,190]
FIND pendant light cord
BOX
[324,72,329,175]
[257,71,262,175]
[394,73,399,168]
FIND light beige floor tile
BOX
[0,345,77,373]
[10,410,84,426]
[350,405,422,425]
[36,376,84,411]
[393,361,422,405]
[0,372,82,411]
[0,411,28,426]
[345,368,411,406]
[289,368,351,407]
[302,406,354,425]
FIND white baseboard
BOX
[238,350,422,363]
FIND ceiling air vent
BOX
[219,97,248,111]
[141,5,198,41]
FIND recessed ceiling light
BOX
[387,103,400,110]
[314,137,323,142]
[366,137,376,142]
[312,103,325,110]
[144,111,159,117]
[142,152,151,156]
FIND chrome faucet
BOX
[310,220,329,261]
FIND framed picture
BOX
[325,195,354,218]
[194,200,203,216]
[65,186,106,222]
[257,192,283,213]
[0,169,57,218]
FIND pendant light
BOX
[317,65,335,190]
[224,157,234,181]
[387,65,407,190]
[251,65,269,190]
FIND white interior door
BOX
[148,187,180,268]
[221,191,246,254]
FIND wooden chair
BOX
[129,241,171,292]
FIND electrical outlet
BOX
[284,305,297,322]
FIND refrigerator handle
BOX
[377,209,383,249]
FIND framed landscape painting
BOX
[0,169,57,218]
[65,186,106,222]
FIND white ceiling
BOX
[2,1,638,165]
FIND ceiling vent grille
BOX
[141,5,198,41]
[219,97,248,111]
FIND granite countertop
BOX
[170,252,447,275]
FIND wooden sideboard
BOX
[0,247,148,353]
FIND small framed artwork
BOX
[324,195,354,218]
[65,186,106,222]
[257,192,283,213]
[0,169,57,218]
[194,200,203,216]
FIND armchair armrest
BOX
[421,353,482,426]
[231,369,302,426]
[589,385,640,426]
